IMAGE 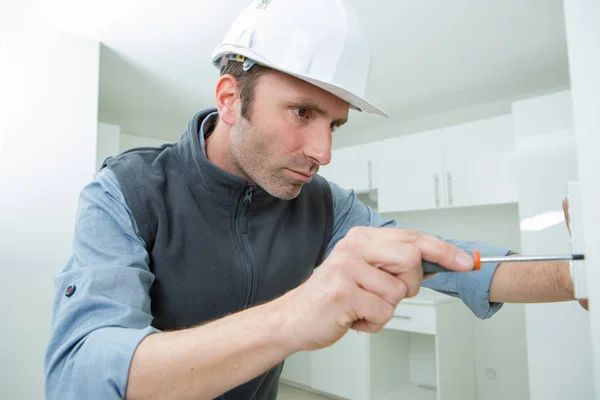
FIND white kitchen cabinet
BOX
[440,151,517,208]
[282,289,476,400]
[279,351,311,388]
[376,129,445,212]
[319,143,377,194]
[381,290,477,400]
[309,330,371,399]
[441,115,517,208]
[280,332,369,396]
[378,115,517,213]
[306,322,414,400]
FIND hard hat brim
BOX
[213,47,389,118]
[295,74,389,118]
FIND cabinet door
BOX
[310,330,370,400]
[377,130,446,213]
[442,151,517,208]
[319,145,374,193]
[280,351,311,387]
[442,115,518,207]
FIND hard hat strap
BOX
[226,54,258,72]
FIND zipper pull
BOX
[244,186,253,206]
[241,186,253,234]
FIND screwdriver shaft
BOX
[422,253,586,274]
[480,254,585,264]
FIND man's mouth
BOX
[287,169,314,182]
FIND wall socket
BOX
[486,368,497,380]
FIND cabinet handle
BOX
[367,159,373,190]
[434,174,440,207]
[447,172,453,206]
[396,315,412,321]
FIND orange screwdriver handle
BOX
[473,250,481,271]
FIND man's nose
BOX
[303,126,332,166]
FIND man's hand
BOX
[276,227,474,352]
[563,197,571,234]
[563,196,589,311]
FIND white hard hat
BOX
[211,0,388,118]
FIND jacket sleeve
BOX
[44,168,160,400]
[326,180,512,320]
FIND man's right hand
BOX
[276,226,475,352]
[123,226,474,400]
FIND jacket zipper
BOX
[220,186,252,400]
[237,185,254,307]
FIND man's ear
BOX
[215,75,240,126]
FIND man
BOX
[44,1,578,399]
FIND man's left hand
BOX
[563,196,589,311]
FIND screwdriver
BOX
[473,251,585,271]
[422,252,585,274]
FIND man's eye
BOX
[294,108,309,119]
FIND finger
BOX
[349,227,474,272]
[351,289,395,328]
[563,197,571,234]
[352,264,408,306]
[395,266,423,299]
[370,243,423,298]
[343,227,420,269]
[351,319,386,333]
[375,242,423,275]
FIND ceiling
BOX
[45,0,570,141]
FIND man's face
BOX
[229,70,349,200]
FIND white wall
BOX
[95,127,167,166]
[383,203,529,400]
[512,91,594,400]
[564,0,600,395]
[97,122,120,170]
[333,89,567,150]
[0,29,99,399]
[565,0,600,399]
[99,106,185,143]
[119,133,168,153]
[383,204,521,251]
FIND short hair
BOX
[219,59,270,120]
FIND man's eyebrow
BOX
[286,99,349,126]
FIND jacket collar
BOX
[175,109,275,208]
